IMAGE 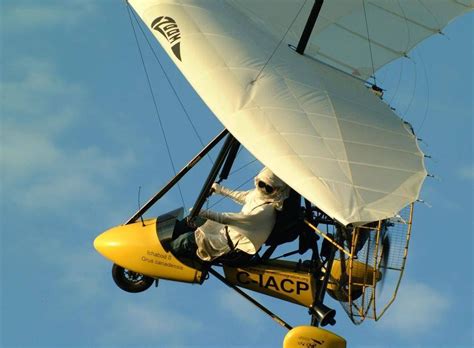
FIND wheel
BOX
[112,264,155,293]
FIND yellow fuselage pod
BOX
[283,326,346,348]
[223,260,316,307]
[329,259,380,287]
[326,259,381,302]
[94,218,203,284]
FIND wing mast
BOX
[125,129,229,225]
[296,0,324,54]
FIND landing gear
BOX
[112,264,154,293]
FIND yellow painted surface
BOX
[329,259,379,284]
[283,326,346,348]
[223,260,315,307]
[327,259,380,302]
[94,218,202,283]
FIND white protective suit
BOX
[195,167,289,261]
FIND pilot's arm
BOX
[212,183,250,205]
[199,205,273,227]
[199,210,244,225]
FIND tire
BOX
[112,264,155,293]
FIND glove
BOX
[198,209,219,222]
[188,207,217,222]
[211,183,222,195]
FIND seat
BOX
[266,189,302,246]
[260,189,316,260]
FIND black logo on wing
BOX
[151,16,182,61]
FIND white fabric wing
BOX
[230,0,473,79]
[128,0,468,225]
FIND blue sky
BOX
[1,1,472,347]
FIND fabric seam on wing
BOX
[277,132,423,156]
[241,105,414,138]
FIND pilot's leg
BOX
[173,218,195,237]
[169,231,197,258]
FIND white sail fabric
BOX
[230,0,473,79]
[128,0,468,225]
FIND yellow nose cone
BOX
[93,227,124,258]
[94,231,113,256]
[93,219,203,284]
[93,219,158,265]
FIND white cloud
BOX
[418,181,462,213]
[125,303,203,335]
[1,1,98,31]
[216,288,265,326]
[2,127,61,181]
[378,281,449,335]
[458,165,474,181]
[7,142,136,211]
[98,301,204,346]
[1,58,83,120]
[1,58,137,213]
[33,237,105,302]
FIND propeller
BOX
[378,233,391,294]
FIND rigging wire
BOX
[416,0,442,29]
[362,0,377,86]
[387,58,404,107]
[125,4,186,208]
[395,0,427,132]
[205,153,258,210]
[415,0,440,136]
[128,5,213,166]
[252,0,308,83]
[415,48,431,135]
[401,53,418,117]
[229,158,258,177]
[206,157,260,210]
[388,1,414,109]
[207,174,256,210]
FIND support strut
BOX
[296,0,325,55]
[125,129,229,225]
[208,268,293,331]
[189,133,238,219]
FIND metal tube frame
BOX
[208,268,293,331]
[125,129,229,225]
[310,230,338,327]
[189,133,237,219]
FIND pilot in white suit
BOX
[170,167,289,262]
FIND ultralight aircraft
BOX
[94,1,472,346]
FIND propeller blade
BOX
[378,234,391,294]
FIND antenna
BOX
[138,186,145,226]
